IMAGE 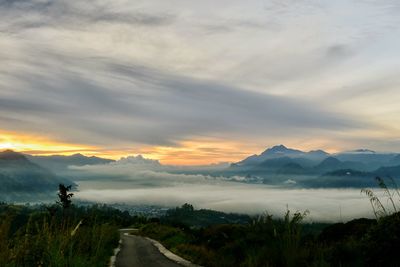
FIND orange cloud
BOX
[0,130,97,155]
[0,129,350,165]
[0,130,251,164]
[135,138,262,165]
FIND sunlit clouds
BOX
[0,130,95,154]
[1,0,400,163]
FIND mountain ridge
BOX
[0,150,74,199]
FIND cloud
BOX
[0,0,399,154]
[70,156,226,183]
[0,49,365,148]
[0,0,174,33]
[71,159,377,222]
[76,182,375,222]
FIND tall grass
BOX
[361,176,400,219]
[140,208,310,267]
[0,204,120,267]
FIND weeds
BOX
[361,176,400,219]
[0,203,124,267]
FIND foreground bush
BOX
[0,203,125,267]
[139,203,400,267]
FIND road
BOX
[115,229,184,267]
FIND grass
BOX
[139,209,314,267]
[361,176,400,219]
[0,203,123,267]
[138,198,400,267]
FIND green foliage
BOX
[163,203,251,228]
[139,203,400,267]
[0,202,136,267]
[57,184,74,210]
[364,212,400,266]
[140,207,314,267]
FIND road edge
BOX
[110,228,136,267]
[109,239,122,267]
[145,237,203,267]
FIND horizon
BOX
[1,143,399,166]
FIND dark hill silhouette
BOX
[234,145,329,167]
[0,150,73,198]
[0,149,28,161]
[374,164,400,177]
[276,162,307,175]
[315,157,366,173]
[315,157,342,171]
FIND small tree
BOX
[57,184,74,210]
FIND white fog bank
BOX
[76,181,375,222]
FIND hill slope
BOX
[0,150,73,199]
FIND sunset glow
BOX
[0,130,97,155]
[1,129,342,165]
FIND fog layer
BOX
[72,160,375,222]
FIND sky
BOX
[1,0,400,164]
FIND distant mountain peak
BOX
[235,144,330,166]
[71,153,85,158]
[261,144,303,155]
[271,144,288,150]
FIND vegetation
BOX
[2,177,400,266]
[161,203,251,227]
[362,176,400,219]
[138,198,400,267]
[0,184,137,267]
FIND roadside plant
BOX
[361,176,400,219]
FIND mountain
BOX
[315,157,343,172]
[260,145,304,158]
[315,157,366,173]
[27,153,114,173]
[306,150,330,160]
[250,156,312,170]
[234,145,329,166]
[276,162,306,175]
[225,145,400,188]
[0,150,73,199]
[374,164,400,178]
[251,157,295,170]
[323,169,371,177]
[335,149,396,170]
[388,154,400,166]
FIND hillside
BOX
[0,150,73,200]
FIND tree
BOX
[57,184,73,210]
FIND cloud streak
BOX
[0,47,365,148]
[0,0,399,158]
